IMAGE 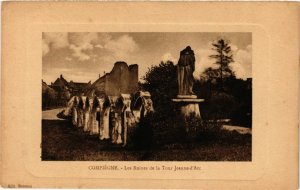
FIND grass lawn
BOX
[42,119,251,161]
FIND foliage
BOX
[184,114,203,135]
[195,38,251,126]
[210,39,234,65]
[125,109,252,153]
[139,54,251,128]
[56,90,71,107]
[202,92,236,120]
[42,88,57,110]
[209,38,235,79]
[132,112,204,148]
[132,113,155,149]
[141,61,178,115]
[194,76,252,127]
[201,38,235,90]
[42,87,71,110]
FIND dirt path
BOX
[42,108,65,120]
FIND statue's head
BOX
[181,46,194,55]
[186,46,192,51]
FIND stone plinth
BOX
[172,95,204,118]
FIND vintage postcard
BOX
[1,2,299,189]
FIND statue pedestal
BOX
[172,95,204,118]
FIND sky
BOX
[42,32,252,84]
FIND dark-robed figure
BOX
[177,46,195,95]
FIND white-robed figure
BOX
[111,112,122,144]
[100,106,110,140]
[64,96,76,117]
[83,97,91,132]
[89,96,100,135]
[72,96,78,126]
[99,98,110,140]
[77,96,84,128]
[119,94,135,147]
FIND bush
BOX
[150,113,187,146]
[202,92,236,120]
[184,115,203,140]
[131,112,205,148]
[132,114,154,149]
[231,103,252,128]
[194,77,252,127]
[141,61,178,115]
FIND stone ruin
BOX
[65,91,154,146]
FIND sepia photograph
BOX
[2,2,299,189]
[42,32,252,161]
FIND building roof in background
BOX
[53,74,69,87]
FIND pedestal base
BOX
[172,96,204,118]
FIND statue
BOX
[177,46,195,95]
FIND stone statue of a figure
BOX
[177,46,195,95]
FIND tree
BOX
[206,38,235,89]
[60,90,71,106]
[43,88,57,109]
[140,61,177,115]
[200,67,219,83]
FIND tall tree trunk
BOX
[220,50,223,91]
